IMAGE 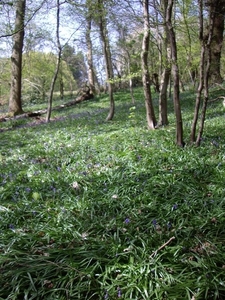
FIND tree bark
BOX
[190,47,204,143]
[8,0,26,116]
[195,0,216,146]
[165,0,184,146]
[98,0,115,121]
[85,2,95,95]
[190,0,204,144]
[191,0,216,146]
[159,68,170,126]
[141,0,156,129]
[208,0,225,84]
[158,0,170,126]
[46,0,61,122]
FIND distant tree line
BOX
[0,0,225,146]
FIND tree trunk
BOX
[85,5,95,95]
[60,72,64,100]
[141,0,156,129]
[191,0,216,146]
[98,0,115,121]
[8,0,26,116]
[195,0,216,146]
[208,0,225,84]
[166,0,184,147]
[127,54,135,104]
[46,0,61,123]
[158,0,170,126]
[159,68,170,126]
[190,47,204,143]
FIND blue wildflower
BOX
[172,204,178,211]
[117,287,122,298]
[167,221,172,229]
[104,290,109,299]
[124,218,130,224]
[152,219,157,228]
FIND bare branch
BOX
[0,0,46,39]
[150,236,175,258]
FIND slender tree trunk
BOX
[85,6,95,94]
[190,47,204,143]
[191,0,216,146]
[60,73,64,100]
[158,0,170,126]
[166,0,184,146]
[190,0,205,144]
[98,0,115,121]
[9,0,26,116]
[195,0,216,146]
[127,54,135,104]
[141,0,156,129]
[46,0,61,122]
[159,68,170,125]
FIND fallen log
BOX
[0,87,94,122]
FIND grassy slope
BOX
[0,89,225,300]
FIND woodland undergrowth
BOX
[0,88,225,299]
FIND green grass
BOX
[0,88,225,299]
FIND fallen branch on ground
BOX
[149,236,175,258]
[0,92,94,122]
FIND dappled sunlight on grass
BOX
[0,88,225,299]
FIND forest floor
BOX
[0,88,225,299]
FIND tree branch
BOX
[150,236,175,258]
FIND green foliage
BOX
[0,52,77,105]
[0,89,225,299]
[22,52,77,104]
[62,45,87,86]
[0,57,11,102]
[175,2,200,86]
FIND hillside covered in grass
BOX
[0,89,225,299]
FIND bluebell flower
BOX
[172,204,178,211]
[124,218,130,224]
[167,221,172,229]
[104,290,109,299]
[9,224,15,230]
[152,219,157,228]
[211,140,219,147]
[117,287,122,298]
